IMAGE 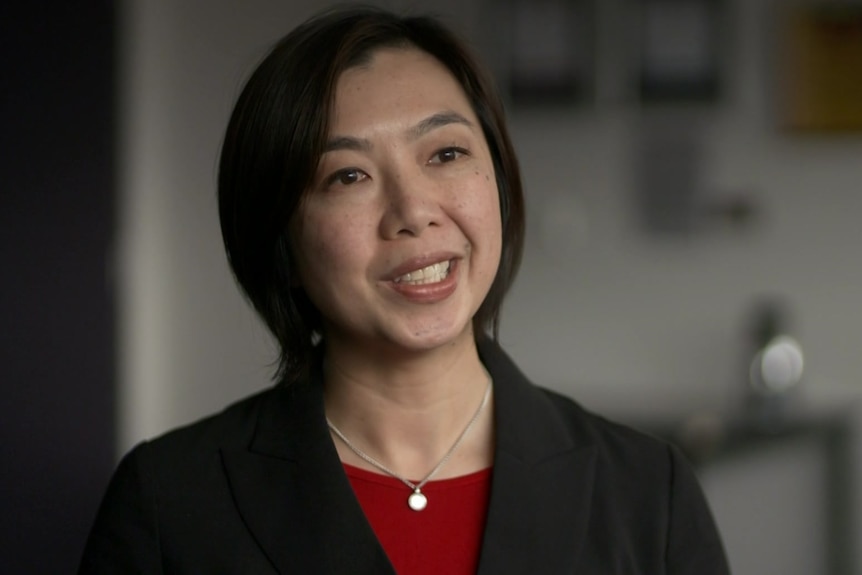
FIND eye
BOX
[326,168,367,187]
[429,147,468,164]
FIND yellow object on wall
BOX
[781,5,862,131]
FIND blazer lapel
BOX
[477,341,597,575]
[221,376,395,575]
[220,341,596,574]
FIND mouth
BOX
[392,260,451,285]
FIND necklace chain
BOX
[326,377,492,509]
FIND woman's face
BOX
[290,47,502,356]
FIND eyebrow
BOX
[323,136,370,153]
[322,111,474,153]
[407,111,474,141]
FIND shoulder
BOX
[540,386,727,557]
[532,386,690,510]
[538,386,672,469]
[537,386,728,570]
[92,386,286,548]
[122,384,290,480]
[499,369,692,500]
[81,385,304,573]
[144,386,276,453]
[481,339,676,475]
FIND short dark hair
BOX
[218,5,525,383]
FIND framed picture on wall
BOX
[636,0,724,102]
[493,0,595,107]
[778,4,862,131]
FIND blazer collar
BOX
[476,339,597,574]
[223,341,597,574]
[222,359,395,574]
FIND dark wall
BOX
[1,2,116,573]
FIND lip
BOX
[383,253,460,303]
[383,252,460,282]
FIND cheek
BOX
[458,173,503,264]
[473,175,502,233]
[296,210,373,280]
[458,164,499,207]
[481,180,504,260]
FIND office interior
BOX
[4,0,862,573]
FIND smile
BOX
[393,261,451,285]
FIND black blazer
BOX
[80,342,729,574]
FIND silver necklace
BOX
[326,379,492,512]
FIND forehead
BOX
[329,47,477,133]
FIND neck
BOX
[322,335,494,480]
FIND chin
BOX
[390,318,475,353]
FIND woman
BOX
[80,6,729,574]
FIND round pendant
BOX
[408,490,427,511]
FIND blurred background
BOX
[3,0,861,573]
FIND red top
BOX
[343,463,493,575]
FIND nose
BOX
[378,170,443,239]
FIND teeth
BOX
[395,261,451,285]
